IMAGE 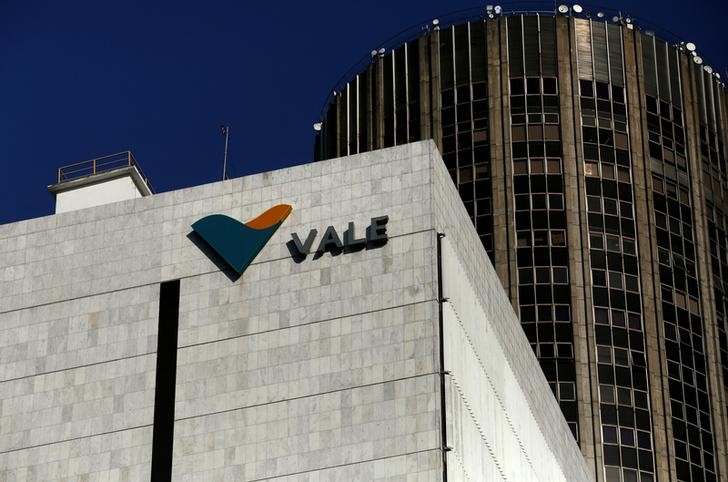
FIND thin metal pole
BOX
[221,125,230,181]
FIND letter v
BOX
[291,229,318,256]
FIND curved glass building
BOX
[315,10,728,482]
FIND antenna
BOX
[220,125,230,181]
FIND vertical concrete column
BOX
[682,60,728,482]
[366,66,375,152]
[626,29,674,481]
[335,94,342,158]
[556,16,598,477]
[429,29,442,151]
[418,36,432,142]
[486,18,517,303]
[374,57,385,150]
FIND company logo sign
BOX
[288,215,389,260]
[192,204,292,275]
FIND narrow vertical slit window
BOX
[150,279,181,482]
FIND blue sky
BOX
[1,0,726,224]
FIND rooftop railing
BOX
[56,150,154,192]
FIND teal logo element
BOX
[192,204,292,276]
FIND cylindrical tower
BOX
[315,8,728,482]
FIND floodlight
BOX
[685,42,696,52]
[704,65,713,74]
[494,5,502,14]
[378,48,386,55]
[693,56,703,65]
[558,5,569,14]
[596,11,605,18]
[612,16,620,22]
[313,123,322,132]
[432,18,440,26]
[572,4,583,13]
[371,50,378,58]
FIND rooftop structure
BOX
[48,151,153,214]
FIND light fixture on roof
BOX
[596,11,605,18]
[572,4,583,13]
[685,42,697,52]
[693,55,703,65]
[313,123,322,132]
[612,15,620,23]
[494,5,502,14]
[715,72,721,80]
[432,18,440,27]
[704,65,713,74]
[378,48,386,56]
[370,50,378,58]
[557,5,570,14]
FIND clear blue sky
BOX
[1,1,726,224]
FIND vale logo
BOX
[191,204,292,276]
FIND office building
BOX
[315,10,728,482]
[0,142,590,480]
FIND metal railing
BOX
[56,150,154,192]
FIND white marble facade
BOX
[0,141,591,481]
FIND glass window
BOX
[553,267,568,284]
[551,231,566,246]
[603,424,618,443]
[510,78,525,95]
[543,77,558,94]
[560,382,576,400]
[614,348,630,366]
[620,427,635,446]
[585,162,599,176]
[527,77,540,94]
[609,271,623,289]
[549,193,564,209]
[618,387,632,406]
[544,125,560,140]
[512,125,526,142]
[595,307,610,324]
[580,80,593,97]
